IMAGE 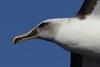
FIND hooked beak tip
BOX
[12,36,20,44]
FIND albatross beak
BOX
[13,28,38,44]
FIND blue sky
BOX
[0,0,83,67]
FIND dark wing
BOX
[76,0,98,19]
[71,52,100,67]
[71,53,83,67]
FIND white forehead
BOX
[41,18,71,33]
[42,18,70,24]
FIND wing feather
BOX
[71,53,83,67]
[71,53,100,67]
[76,0,97,19]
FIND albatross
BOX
[13,0,100,67]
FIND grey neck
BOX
[91,1,100,16]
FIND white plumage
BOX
[13,0,100,67]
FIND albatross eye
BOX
[38,23,49,28]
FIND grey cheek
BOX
[37,31,47,38]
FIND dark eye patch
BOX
[38,23,49,28]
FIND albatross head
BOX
[13,19,67,44]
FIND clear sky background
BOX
[0,0,83,67]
